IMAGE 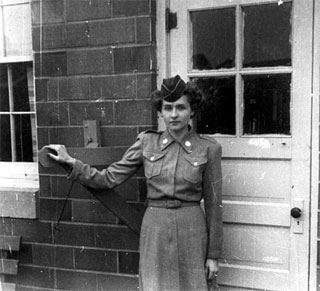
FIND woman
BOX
[46,75,223,291]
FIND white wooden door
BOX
[157,0,313,290]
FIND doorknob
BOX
[291,207,302,219]
[291,200,304,234]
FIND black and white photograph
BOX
[0,0,319,290]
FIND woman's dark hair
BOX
[151,81,203,117]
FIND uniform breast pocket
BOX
[183,155,207,183]
[143,152,165,179]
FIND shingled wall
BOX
[1,0,157,290]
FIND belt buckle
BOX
[166,200,181,209]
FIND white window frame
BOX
[0,63,37,162]
[0,0,38,207]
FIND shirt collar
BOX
[160,130,175,151]
[160,127,195,153]
[179,129,195,153]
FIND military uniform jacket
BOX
[68,129,223,259]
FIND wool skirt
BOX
[139,205,209,291]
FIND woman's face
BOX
[160,95,193,135]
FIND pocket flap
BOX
[184,156,207,167]
[143,152,165,162]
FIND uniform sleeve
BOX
[67,132,144,190]
[203,143,223,259]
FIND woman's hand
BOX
[205,258,219,280]
[45,144,75,167]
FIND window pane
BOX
[243,74,291,135]
[0,115,12,161]
[0,66,9,111]
[195,77,236,134]
[3,3,32,58]
[243,2,292,67]
[191,8,235,70]
[12,63,30,112]
[14,114,33,162]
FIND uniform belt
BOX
[147,199,200,209]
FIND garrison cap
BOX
[160,75,186,102]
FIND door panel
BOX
[219,263,289,290]
[223,225,289,269]
[161,0,313,290]
[223,202,290,226]
[223,160,290,200]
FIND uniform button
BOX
[150,156,155,161]
[185,141,191,147]
[163,138,168,144]
[194,162,198,166]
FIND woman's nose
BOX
[171,108,177,118]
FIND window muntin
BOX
[190,2,292,136]
[0,62,36,162]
